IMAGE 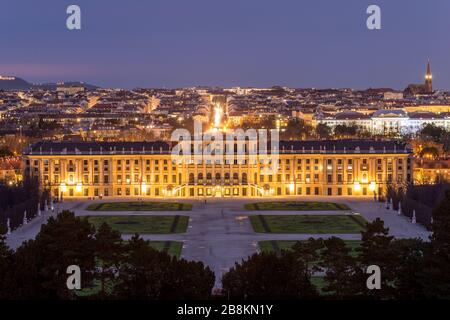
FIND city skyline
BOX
[1,0,449,90]
[0,59,439,91]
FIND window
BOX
[347,159,353,170]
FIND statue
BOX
[6,218,11,235]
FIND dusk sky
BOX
[0,0,448,89]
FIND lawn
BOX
[259,240,362,257]
[87,215,189,234]
[244,201,350,211]
[86,201,192,211]
[250,214,367,234]
[148,241,183,258]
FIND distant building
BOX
[414,159,450,184]
[56,84,85,95]
[404,60,433,96]
[316,109,450,135]
[383,91,404,100]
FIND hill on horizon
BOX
[0,76,31,90]
[0,76,99,91]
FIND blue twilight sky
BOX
[0,0,448,89]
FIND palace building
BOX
[23,140,412,199]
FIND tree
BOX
[419,146,440,159]
[0,235,13,299]
[0,145,13,157]
[320,237,358,299]
[421,190,450,298]
[115,234,169,299]
[281,119,313,140]
[159,258,215,300]
[391,239,427,299]
[222,251,318,299]
[291,238,323,281]
[334,124,358,138]
[315,123,331,139]
[357,218,397,299]
[115,234,215,299]
[10,211,96,299]
[94,222,124,298]
[420,124,446,142]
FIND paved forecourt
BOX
[5,196,431,288]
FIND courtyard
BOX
[5,196,431,288]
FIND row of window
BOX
[32,157,408,168]
[56,185,382,198]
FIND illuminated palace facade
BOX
[23,140,412,199]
